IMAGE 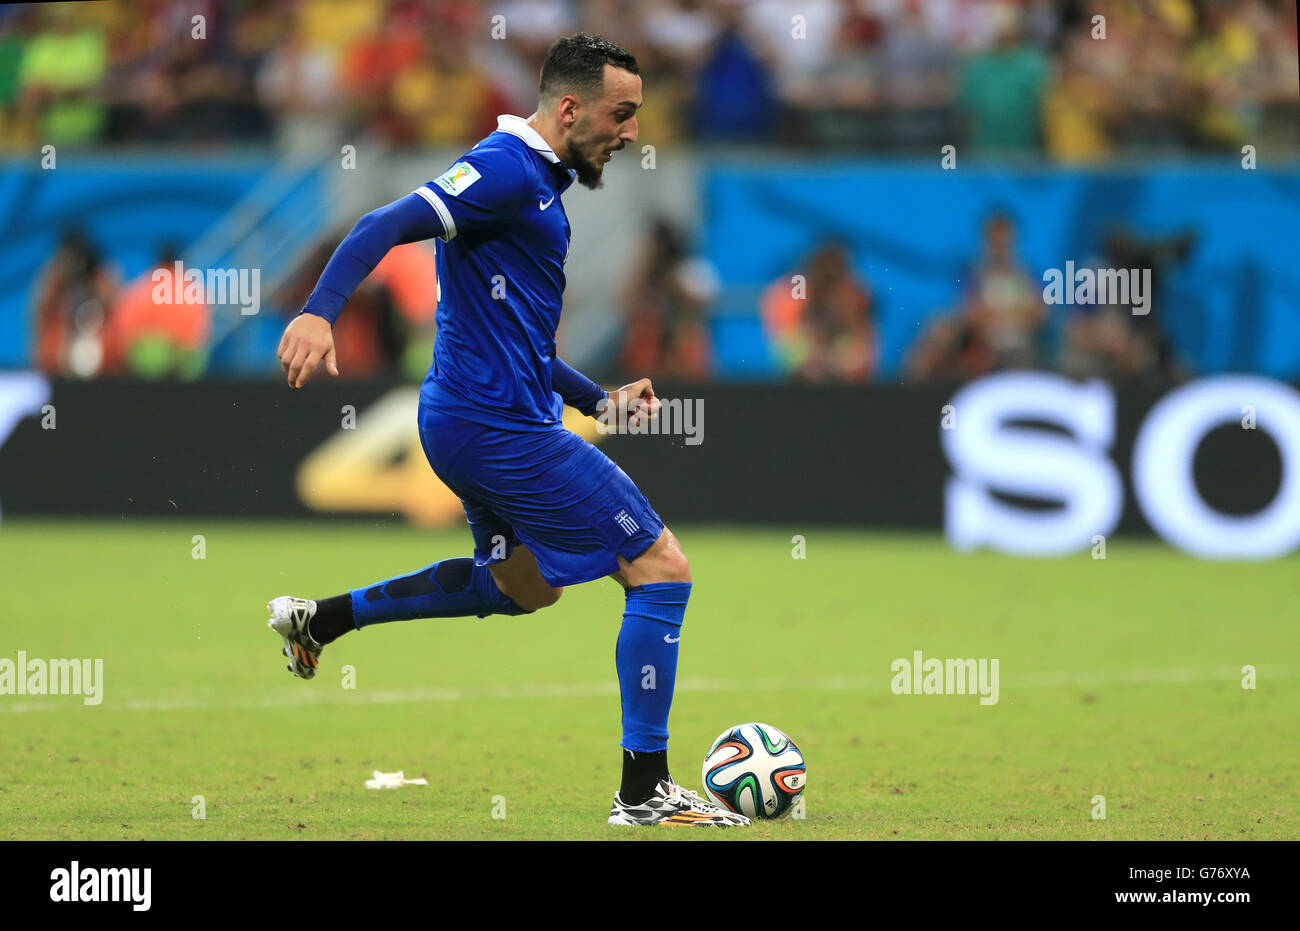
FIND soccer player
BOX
[266,34,748,828]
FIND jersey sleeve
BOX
[301,192,446,326]
[412,146,533,241]
[551,357,607,416]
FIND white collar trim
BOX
[496,113,562,164]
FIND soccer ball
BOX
[701,722,806,819]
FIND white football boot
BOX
[608,778,751,827]
[266,596,322,679]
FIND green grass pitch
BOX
[1,520,1296,840]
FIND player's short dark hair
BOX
[538,33,639,105]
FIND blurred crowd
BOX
[15,0,1294,386]
[32,203,1201,385]
[32,227,440,380]
[751,215,1196,386]
[0,0,1295,158]
[28,208,1205,387]
[904,213,1196,384]
[33,233,223,379]
[599,207,1194,385]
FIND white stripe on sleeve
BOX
[412,185,458,241]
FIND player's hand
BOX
[601,378,661,430]
[278,313,339,388]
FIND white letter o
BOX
[1133,376,1300,559]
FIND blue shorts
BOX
[418,405,665,587]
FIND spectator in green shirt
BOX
[18,7,107,144]
[959,6,1049,156]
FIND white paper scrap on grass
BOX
[365,770,429,789]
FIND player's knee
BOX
[664,551,691,584]
[617,528,692,586]
[540,585,564,608]
[657,531,692,584]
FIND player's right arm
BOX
[280,148,532,388]
[279,193,446,387]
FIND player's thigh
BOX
[440,490,561,610]
[468,427,665,588]
[418,406,555,602]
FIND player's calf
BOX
[608,527,699,814]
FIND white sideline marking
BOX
[0,666,1291,714]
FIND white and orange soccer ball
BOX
[701,722,806,819]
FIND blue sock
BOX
[350,557,527,628]
[616,582,691,753]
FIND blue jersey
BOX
[413,114,578,431]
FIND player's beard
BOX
[564,117,607,190]
[570,149,604,190]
